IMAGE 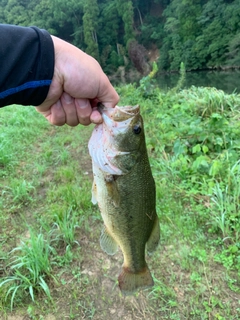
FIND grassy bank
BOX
[0,83,239,319]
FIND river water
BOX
[156,69,240,94]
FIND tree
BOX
[98,0,122,71]
[161,0,203,70]
[117,0,135,44]
[83,0,99,59]
[0,0,8,22]
[195,0,231,67]
[0,0,240,74]
[226,33,240,66]
[3,0,34,25]
[31,0,59,35]
[49,0,85,45]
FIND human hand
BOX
[36,36,119,126]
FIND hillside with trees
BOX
[0,0,240,74]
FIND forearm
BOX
[0,24,54,107]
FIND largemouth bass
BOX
[88,104,160,294]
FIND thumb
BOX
[97,75,119,109]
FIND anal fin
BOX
[147,215,160,254]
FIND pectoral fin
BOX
[91,180,98,205]
[100,226,118,255]
[147,215,160,254]
[104,174,120,207]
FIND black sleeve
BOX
[0,24,54,107]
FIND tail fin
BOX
[118,265,154,295]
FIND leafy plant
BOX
[0,139,14,168]
[52,207,80,247]
[170,61,186,93]
[209,160,240,254]
[10,179,35,204]
[0,231,56,310]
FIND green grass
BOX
[0,82,240,319]
[0,230,55,310]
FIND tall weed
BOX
[0,230,56,310]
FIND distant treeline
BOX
[0,0,240,74]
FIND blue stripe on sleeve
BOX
[0,80,52,99]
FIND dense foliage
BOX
[0,0,240,72]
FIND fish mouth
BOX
[97,103,140,122]
[114,105,139,121]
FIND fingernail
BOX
[76,98,89,108]
[63,92,73,103]
[56,100,62,108]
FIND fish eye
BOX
[133,125,141,134]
